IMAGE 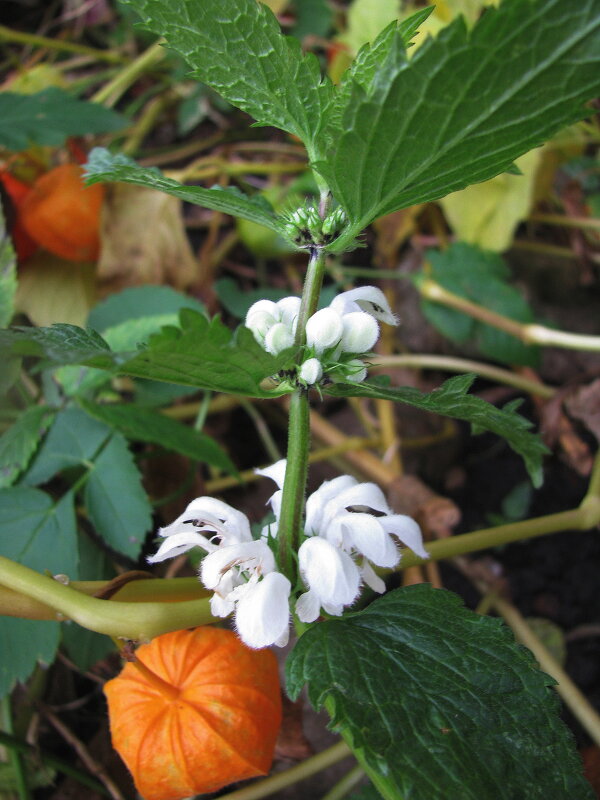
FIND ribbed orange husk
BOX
[20,163,104,262]
[104,627,282,800]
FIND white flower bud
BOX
[299,357,323,385]
[245,299,280,326]
[340,311,379,354]
[245,309,278,340]
[276,296,302,330]
[305,308,344,354]
[264,322,294,354]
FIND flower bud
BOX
[276,296,301,329]
[340,311,379,354]
[246,310,278,340]
[306,207,322,241]
[264,322,294,355]
[298,357,323,385]
[305,308,344,354]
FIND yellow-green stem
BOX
[0,24,127,62]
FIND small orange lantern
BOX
[104,627,282,800]
[20,163,104,262]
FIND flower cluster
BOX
[282,205,346,248]
[148,464,427,649]
[245,286,398,387]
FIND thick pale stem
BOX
[419,278,600,352]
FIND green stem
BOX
[0,698,30,800]
[0,557,215,640]
[217,741,352,800]
[277,247,327,575]
[320,765,365,800]
[91,39,166,108]
[0,24,126,63]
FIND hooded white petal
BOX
[246,299,280,325]
[255,459,287,490]
[234,571,291,648]
[295,589,322,623]
[200,540,276,591]
[158,497,252,544]
[320,482,391,530]
[340,312,379,354]
[304,474,357,534]
[330,286,398,326]
[380,515,429,560]
[147,531,214,564]
[328,513,399,568]
[298,537,360,610]
[305,308,344,354]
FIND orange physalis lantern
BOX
[20,163,104,262]
[104,627,282,800]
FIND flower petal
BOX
[305,308,343,354]
[234,572,291,648]
[305,475,357,534]
[340,312,379,354]
[380,515,429,559]
[158,497,252,544]
[147,531,213,564]
[330,513,399,568]
[264,322,294,355]
[276,296,301,328]
[210,593,235,617]
[330,286,398,326]
[321,482,391,530]
[295,589,322,623]
[200,540,276,591]
[360,560,386,594]
[255,459,287,490]
[298,537,360,608]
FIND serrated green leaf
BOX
[121,0,333,153]
[113,312,296,397]
[0,324,112,367]
[0,618,60,697]
[0,406,55,489]
[322,0,600,252]
[85,148,285,233]
[21,408,112,487]
[0,199,17,327]
[84,432,152,559]
[0,88,126,150]
[420,243,539,366]
[78,399,238,476]
[0,488,78,577]
[324,374,547,486]
[286,585,593,800]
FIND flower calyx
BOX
[282,204,347,249]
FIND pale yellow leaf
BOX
[341,0,401,52]
[260,0,288,12]
[15,253,96,327]
[98,184,198,291]
[439,149,543,252]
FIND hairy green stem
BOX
[218,741,352,800]
[277,247,327,575]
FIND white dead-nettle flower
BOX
[298,357,323,386]
[305,307,344,354]
[259,462,428,624]
[330,286,398,326]
[147,497,290,649]
[245,296,301,354]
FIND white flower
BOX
[245,296,300,351]
[264,322,294,354]
[147,497,291,649]
[298,357,323,385]
[339,312,379,354]
[258,463,428,623]
[305,307,344,354]
[330,286,398,326]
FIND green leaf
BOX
[78,399,238,476]
[84,432,152,559]
[0,88,127,150]
[87,285,205,331]
[0,618,60,697]
[112,311,295,397]
[420,243,539,366]
[292,0,333,40]
[21,408,112,488]
[85,148,285,233]
[0,406,55,489]
[0,487,78,576]
[0,324,113,368]
[215,278,292,319]
[287,585,593,800]
[324,374,547,486]
[121,0,333,153]
[0,199,17,327]
[322,0,600,252]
